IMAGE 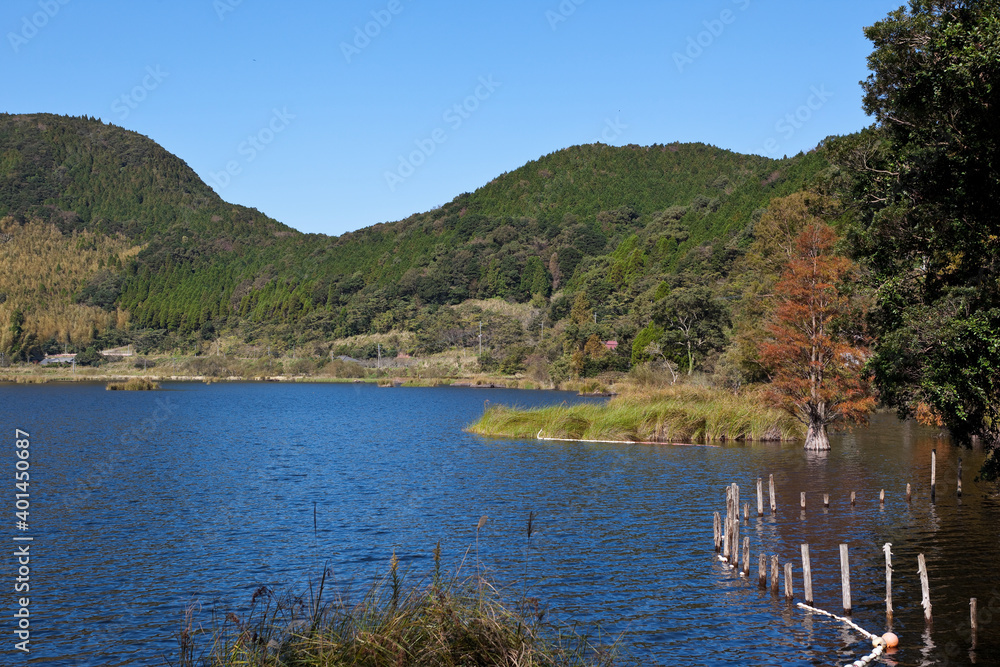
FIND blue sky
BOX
[2,0,902,236]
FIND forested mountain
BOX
[0,112,832,375]
[0,113,293,242]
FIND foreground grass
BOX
[182,548,620,667]
[468,385,802,443]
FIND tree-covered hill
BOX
[0,112,832,374]
[0,113,292,244]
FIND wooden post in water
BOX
[840,544,852,615]
[918,553,932,624]
[757,477,764,516]
[724,515,730,561]
[713,512,721,552]
[907,483,912,503]
[723,516,730,561]
[971,598,978,649]
[733,484,740,535]
[931,449,937,502]
[733,520,740,568]
[800,492,806,511]
[724,488,732,560]
[742,537,750,577]
[732,512,740,570]
[958,458,963,497]
[723,516,731,561]
[801,544,813,604]
[743,502,749,523]
[729,501,736,563]
[850,491,856,506]
[769,474,776,513]
[770,555,780,595]
[823,493,829,508]
[758,552,767,588]
[880,489,885,507]
[883,543,893,621]
[784,562,794,600]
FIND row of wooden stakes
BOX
[738,468,959,521]
[716,482,982,648]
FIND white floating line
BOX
[797,602,886,665]
[536,429,720,447]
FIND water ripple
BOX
[0,383,997,665]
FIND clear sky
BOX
[2,0,903,236]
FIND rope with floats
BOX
[536,429,720,447]
[796,602,897,666]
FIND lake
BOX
[1,382,997,665]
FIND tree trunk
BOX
[804,420,830,451]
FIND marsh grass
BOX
[106,378,159,390]
[12,375,49,384]
[400,378,450,388]
[468,385,802,443]
[183,545,620,667]
[571,380,612,395]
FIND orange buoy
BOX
[882,632,899,648]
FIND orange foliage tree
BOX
[758,223,876,450]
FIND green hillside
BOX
[0,113,292,243]
[0,112,832,376]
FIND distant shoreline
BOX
[0,352,627,392]
[0,367,579,391]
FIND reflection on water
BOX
[0,383,997,666]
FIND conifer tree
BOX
[758,224,875,450]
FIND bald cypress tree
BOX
[758,224,875,450]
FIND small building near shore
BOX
[40,353,76,366]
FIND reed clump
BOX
[13,375,49,384]
[106,378,159,391]
[400,377,450,387]
[468,385,802,443]
[571,380,613,395]
[187,548,619,667]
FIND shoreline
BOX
[0,353,623,392]
[0,369,578,390]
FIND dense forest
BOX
[5,0,1000,473]
[0,111,832,383]
[3,0,998,472]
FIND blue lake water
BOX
[1,382,998,665]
